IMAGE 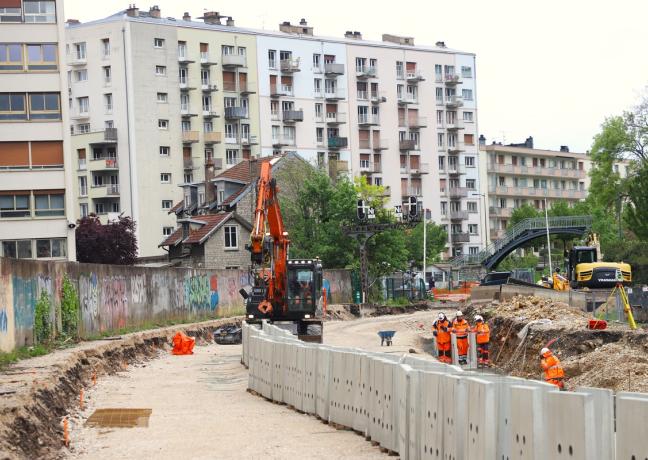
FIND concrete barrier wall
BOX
[471,284,588,310]
[243,321,646,460]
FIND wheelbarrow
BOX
[378,330,396,346]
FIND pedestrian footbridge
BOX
[452,215,592,270]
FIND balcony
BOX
[180,106,198,117]
[272,136,295,147]
[358,114,379,126]
[182,131,199,143]
[489,206,513,218]
[84,128,118,145]
[357,90,369,100]
[328,137,348,149]
[204,132,222,144]
[373,138,389,150]
[410,163,429,175]
[68,55,87,66]
[407,187,423,197]
[356,66,377,79]
[370,91,387,104]
[183,158,196,170]
[446,120,464,130]
[91,184,120,198]
[444,74,462,86]
[398,94,418,105]
[380,186,391,197]
[202,108,219,118]
[450,210,469,220]
[406,70,425,82]
[399,139,418,151]
[487,162,587,179]
[448,143,465,154]
[452,232,471,243]
[88,158,118,171]
[224,107,248,119]
[447,187,469,198]
[71,111,90,121]
[179,80,196,91]
[408,116,428,129]
[325,89,345,101]
[447,164,466,175]
[221,54,246,67]
[326,112,346,124]
[280,58,301,73]
[270,84,294,97]
[324,63,345,76]
[491,229,506,240]
[200,53,217,66]
[241,135,258,146]
[201,83,218,92]
[177,54,196,64]
[313,89,324,99]
[240,83,256,95]
[488,185,587,200]
[282,110,304,123]
[446,96,463,108]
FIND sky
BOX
[64,0,648,153]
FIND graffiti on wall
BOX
[130,274,146,304]
[79,273,99,333]
[101,276,128,330]
[183,274,219,311]
[12,276,36,332]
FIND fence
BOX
[243,321,648,460]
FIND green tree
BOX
[405,221,447,270]
[624,164,648,240]
[509,204,539,227]
[60,275,79,338]
[498,252,540,271]
[588,116,629,209]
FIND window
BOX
[203,121,213,132]
[26,44,57,70]
[155,65,166,76]
[104,93,112,113]
[226,149,238,165]
[463,111,473,122]
[465,156,475,167]
[74,69,87,82]
[0,5,22,23]
[100,66,111,85]
[29,93,60,119]
[1,240,32,259]
[469,247,479,256]
[0,193,30,218]
[154,38,165,48]
[77,123,90,133]
[0,44,23,70]
[437,133,444,148]
[24,1,56,23]
[79,203,88,218]
[184,173,193,183]
[0,93,26,120]
[224,225,238,249]
[435,87,443,103]
[157,92,168,103]
[461,66,472,78]
[238,46,246,56]
[73,42,86,60]
[467,202,477,213]
[76,96,88,114]
[396,61,404,79]
[177,40,187,59]
[158,119,169,130]
[161,200,172,210]
[268,50,276,68]
[466,179,476,190]
[34,192,64,216]
[312,53,321,70]
[36,238,66,258]
[159,146,170,156]
[201,68,210,85]
[464,134,474,145]
[314,103,323,120]
[316,127,324,144]
[79,176,87,196]
[435,64,442,81]
[462,89,473,100]
[163,226,174,236]
[101,38,110,57]
[160,173,171,183]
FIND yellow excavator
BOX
[565,233,631,289]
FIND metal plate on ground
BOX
[86,408,152,428]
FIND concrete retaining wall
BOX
[243,321,648,460]
[0,257,352,352]
[471,284,588,310]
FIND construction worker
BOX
[473,315,490,365]
[540,347,565,390]
[432,313,452,363]
[552,267,569,291]
[452,311,470,365]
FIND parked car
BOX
[213,324,242,345]
[479,271,512,286]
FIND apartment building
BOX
[66,7,260,257]
[0,0,76,261]
[67,6,481,259]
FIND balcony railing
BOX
[282,110,304,122]
[270,84,294,97]
[182,131,200,143]
[328,136,348,149]
[487,185,587,200]
[447,163,466,175]
[224,107,248,119]
[201,83,218,92]
[324,63,345,75]
[325,89,345,100]
[272,136,296,147]
[356,65,377,78]
[406,70,425,82]
[448,143,465,154]
[200,53,217,65]
[407,187,423,197]
[408,117,427,128]
[489,206,513,218]
[326,112,346,124]
[410,163,429,175]
[446,120,464,130]
[359,139,371,149]
[357,90,368,100]
[280,58,301,72]
[107,184,120,195]
[183,158,195,169]
[370,91,387,104]
[399,139,418,151]
[452,232,471,243]
[204,132,222,144]
[447,187,469,198]
[446,96,464,108]
[450,210,469,220]
[444,74,461,85]
[221,54,246,67]
[104,128,117,141]
[487,162,587,179]
[358,114,379,126]
[373,138,389,150]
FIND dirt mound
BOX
[479,295,590,329]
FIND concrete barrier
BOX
[241,321,648,460]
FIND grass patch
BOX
[0,344,50,370]
[384,297,412,307]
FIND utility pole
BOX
[544,194,552,274]
[423,204,427,283]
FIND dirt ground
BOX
[64,344,384,460]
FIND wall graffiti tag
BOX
[101,276,128,330]
[130,274,146,304]
[79,273,99,333]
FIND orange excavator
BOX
[240,159,324,342]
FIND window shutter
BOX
[31,141,63,166]
[0,142,29,166]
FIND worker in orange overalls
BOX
[452,311,470,365]
[473,315,490,366]
[540,347,565,390]
[432,312,452,363]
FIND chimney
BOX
[226,16,235,27]
[560,145,569,152]
[354,31,362,39]
[344,30,354,39]
[149,5,160,18]
[299,18,307,26]
[126,4,139,17]
[279,20,314,35]
[66,18,80,25]
[478,134,486,146]
[382,34,414,46]
[182,12,191,21]
[435,41,446,48]
[199,11,222,25]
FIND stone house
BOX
[160,153,309,269]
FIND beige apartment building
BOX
[0,0,76,261]
[66,6,482,259]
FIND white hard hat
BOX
[438,312,445,320]
[540,347,550,356]
[474,315,483,322]
[456,311,463,317]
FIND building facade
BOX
[0,0,76,261]
[66,7,482,259]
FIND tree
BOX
[589,116,628,209]
[405,221,447,270]
[498,252,540,271]
[624,164,648,240]
[509,204,539,227]
[76,214,138,265]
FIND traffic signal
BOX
[408,196,418,218]
[357,199,366,220]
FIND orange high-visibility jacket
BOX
[541,352,564,381]
[473,322,490,344]
[433,319,451,344]
[452,319,469,338]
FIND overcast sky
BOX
[64,0,648,153]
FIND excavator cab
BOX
[286,259,323,318]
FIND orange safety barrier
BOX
[171,331,195,355]
[432,282,477,301]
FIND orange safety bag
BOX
[172,331,195,355]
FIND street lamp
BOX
[470,192,488,248]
